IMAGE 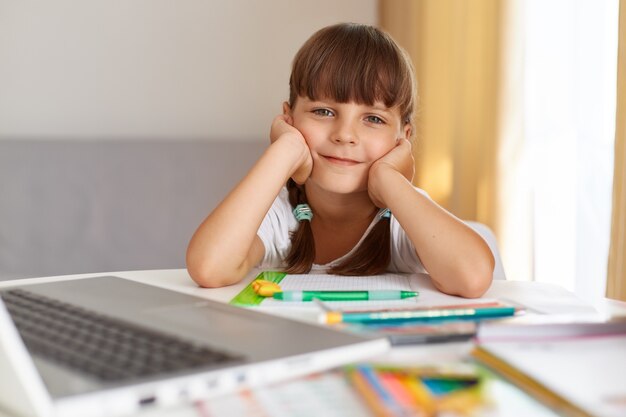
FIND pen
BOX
[322,306,516,324]
[272,290,419,302]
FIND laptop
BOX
[0,276,389,417]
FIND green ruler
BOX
[229,271,287,306]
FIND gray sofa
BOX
[0,140,265,280]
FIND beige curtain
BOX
[380,0,532,281]
[380,0,501,221]
[607,0,626,302]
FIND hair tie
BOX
[378,208,391,219]
[293,204,313,222]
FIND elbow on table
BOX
[434,260,494,299]
[456,259,495,298]
[457,275,492,298]
[439,275,492,299]
[186,256,245,289]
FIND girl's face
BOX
[286,96,411,195]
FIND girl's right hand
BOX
[270,114,313,184]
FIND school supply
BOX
[345,364,487,417]
[197,363,488,417]
[349,321,479,346]
[315,298,521,345]
[250,278,418,301]
[0,276,389,417]
[475,316,626,342]
[472,333,626,417]
[273,290,419,302]
[230,271,496,311]
[231,271,423,309]
[251,278,282,296]
[321,305,517,325]
[232,271,518,346]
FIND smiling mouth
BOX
[321,155,360,166]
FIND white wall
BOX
[0,0,377,141]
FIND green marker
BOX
[272,290,419,302]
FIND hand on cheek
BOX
[368,139,415,207]
[269,114,297,144]
[269,114,313,185]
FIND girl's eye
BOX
[366,115,385,125]
[313,109,334,117]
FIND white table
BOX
[1,269,624,417]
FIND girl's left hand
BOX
[368,139,415,207]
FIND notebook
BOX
[473,334,626,417]
[0,276,389,417]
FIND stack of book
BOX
[472,318,626,417]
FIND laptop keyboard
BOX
[1,288,244,382]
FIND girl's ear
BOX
[282,101,292,116]
[402,123,412,140]
[282,102,294,125]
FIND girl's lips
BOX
[321,155,360,166]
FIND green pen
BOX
[272,290,419,302]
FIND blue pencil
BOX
[358,365,408,416]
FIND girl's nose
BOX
[331,119,358,145]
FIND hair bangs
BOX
[289,23,415,124]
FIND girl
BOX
[187,23,494,298]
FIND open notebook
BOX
[230,272,510,345]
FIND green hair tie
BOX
[293,204,313,222]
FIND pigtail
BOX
[329,216,391,276]
[283,177,392,275]
[284,179,316,273]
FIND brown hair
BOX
[283,23,416,275]
[289,22,416,125]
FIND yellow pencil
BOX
[400,375,436,417]
[437,387,484,415]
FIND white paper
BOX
[258,273,498,311]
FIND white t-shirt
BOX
[257,186,428,274]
